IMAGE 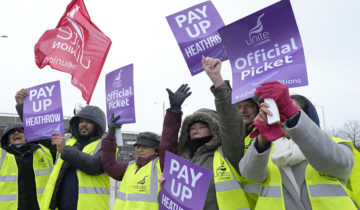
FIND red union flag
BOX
[34,0,111,104]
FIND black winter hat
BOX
[134,132,160,147]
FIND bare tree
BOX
[325,126,344,138]
[341,120,360,149]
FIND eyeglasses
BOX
[9,128,24,135]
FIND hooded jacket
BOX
[177,108,222,210]
[48,105,106,209]
[160,82,248,210]
[1,123,48,210]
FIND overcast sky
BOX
[0,0,359,135]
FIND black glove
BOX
[166,84,192,113]
[108,113,122,137]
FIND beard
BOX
[78,126,94,139]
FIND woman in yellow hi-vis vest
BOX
[0,123,53,210]
[102,114,165,210]
[239,81,359,209]
[160,82,250,209]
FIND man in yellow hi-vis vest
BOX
[40,105,109,210]
[0,123,53,210]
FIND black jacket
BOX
[1,123,42,210]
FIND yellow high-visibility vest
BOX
[0,144,53,209]
[40,134,110,210]
[113,158,161,210]
[343,139,360,197]
[244,134,254,154]
[255,138,359,210]
[214,147,251,210]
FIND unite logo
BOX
[245,13,271,47]
[113,71,123,88]
[134,175,148,192]
[215,161,230,179]
[52,4,91,70]
[38,156,47,168]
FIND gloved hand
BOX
[249,120,284,142]
[108,113,122,138]
[166,84,192,113]
[255,81,299,119]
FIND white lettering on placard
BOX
[169,159,204,201]
[174,5,211,38]
[29,85,55,112]
[235,37,298,80]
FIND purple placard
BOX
[23,81,64,142]
[218,0,308,104]
[166,1,227,76]
[105,64,135,124]
[159,151,211,210]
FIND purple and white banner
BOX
[159,151,211,210]
[105,64,135,124]
[218,0,308,103]
[166,1,227,76]
[23,81,64,142]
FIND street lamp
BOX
[153,101,165,119]
[315,105,326,130]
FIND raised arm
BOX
[159,84,191,170]
[254,81,354,180]
[15,88,28,121]
[202,56,246,173]
[101,114,128,180]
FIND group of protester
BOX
[1,57,359,210]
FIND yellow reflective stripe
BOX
[125,159,159,203]
[260,186,281,198]
[0,194,17,201]
[309,184,348,197]
[78,186,110,195]
[93,140,102,155]
[35,168,52,176]
[0,149,7,170]
[127,193,158,202]
[65,133,73,142]
[215,180,242,192]
[244,184,261,194]
[37,187,45,194]
[0,175,17,182]
[116,191,126,201]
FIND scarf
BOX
[136,155,158,173]
[271,137,306,198]
[186,136,213,157]
[271,137,305,167]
